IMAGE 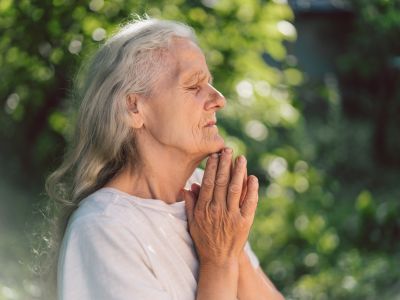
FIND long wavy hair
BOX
[41,17,196,299]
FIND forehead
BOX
[168,38,209,79]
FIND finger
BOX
[239,167,248,208]
[230,156,234,177]
[183,189,195,224]
[241,175,259,219]
[213,147,233,208]
[191,183,201,199]
[197,153,219,212]
[227,155,247,212]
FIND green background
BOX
[0,0,399,299]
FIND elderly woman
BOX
[48,17,284,300]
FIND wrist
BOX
[200,257,240,269]
[197,258,240,300]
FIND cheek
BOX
[188,117,202,141]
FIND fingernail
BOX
[251,176,258,183]
[224,147,232,154]
[211,153,218,158]
[238,155,246,164]
[250,176,258,185]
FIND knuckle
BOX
[238,220,248,230]
[228,183,242,194]
[202,177,215,188]
[207,159,218,170]
[250,186,259,196]
[247,194,258,205]
[215,175,229,187]
[209,203,222,215]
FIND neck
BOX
[105,140,205,204]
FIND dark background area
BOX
[1,0,399,299]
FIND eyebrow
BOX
[182,70,213,85]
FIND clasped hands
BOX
[183,147,259,267]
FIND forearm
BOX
[237,252,285,300]
[196,260,239,300]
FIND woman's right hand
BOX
[183,147,259,267]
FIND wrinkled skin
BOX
[184,148,259,266]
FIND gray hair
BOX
[42,17,196,298]
[48,17,196,213]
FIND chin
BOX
[194,133,225,159]
[209,135,226,153]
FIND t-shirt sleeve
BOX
[244,241,260,269]
[58,217,171,300]
[185,167,205,189]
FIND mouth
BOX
[204,120,217,127]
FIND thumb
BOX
[183,189,195,223]
[191,183,201,199]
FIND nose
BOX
[205,85,226,111]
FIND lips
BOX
[205,120,217,127]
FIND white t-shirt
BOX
[58,168,260,300]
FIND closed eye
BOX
[187,85,200,93]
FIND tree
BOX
[1,0,399,299]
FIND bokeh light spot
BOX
[236,80,253,98]
[89,0,104,12]
[267,157,288,179]
[68,40,82,54]
[304,252,319,267]
[92,27,106,41]
[5,93,20,114]
[245,120,268,141]
[277,20,297,39]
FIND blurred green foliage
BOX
[0,0,399,299]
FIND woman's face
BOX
[139,37,226,158]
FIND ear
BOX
[126,93,144,129]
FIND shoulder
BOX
[61,191,148,265]
[58,192,168,299]
[65,188,140,240]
